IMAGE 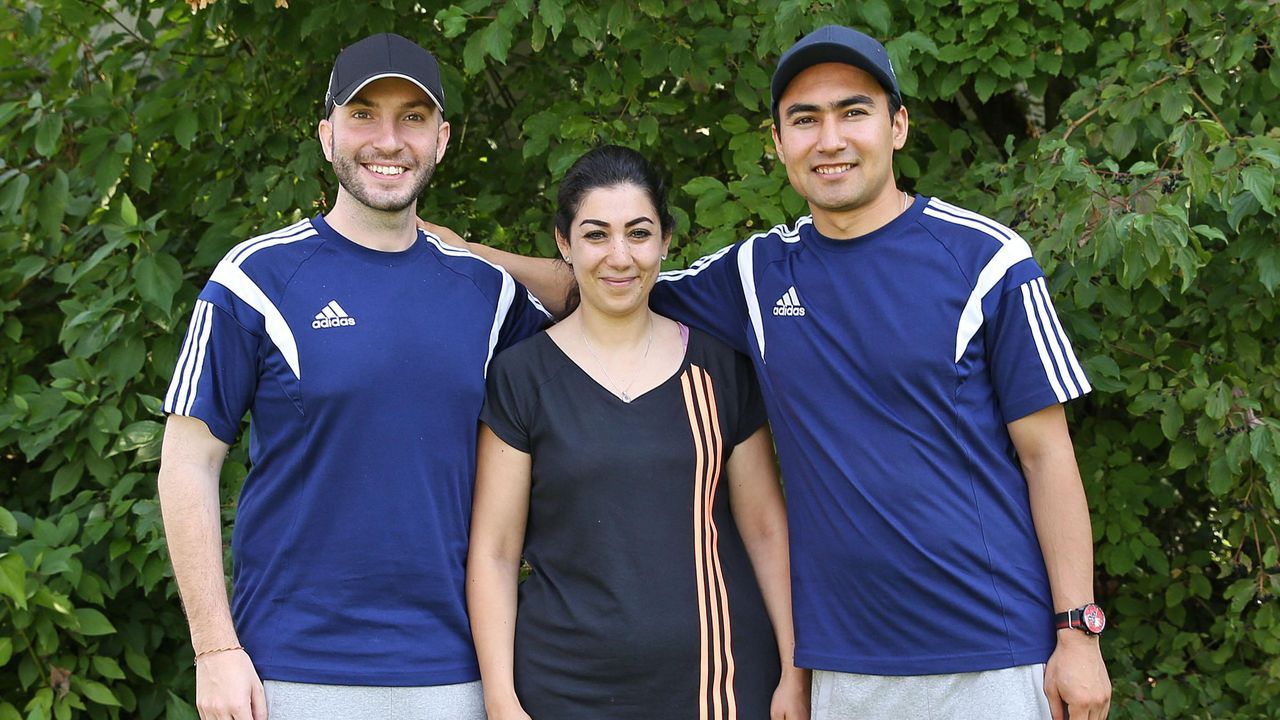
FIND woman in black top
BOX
[467,146,808,720]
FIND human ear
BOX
[318,119,334,162]
[771,124,785,163]
[434,119,451,164]
[891,106,909,151]
[555,228,572,264]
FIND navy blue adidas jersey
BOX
[163,215,549,685]
[651,196,1091,675]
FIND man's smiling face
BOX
[771,62,907,228]
[319,77,450,213]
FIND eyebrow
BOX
[579,216,655,228]
[583,213,655,225]
[346,96,434,113]
[784,94,875,119]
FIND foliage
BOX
[0,0,1277,717]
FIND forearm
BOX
[158,460,238,652]
[466,553,523,711]
[1024,453,1095,611]
[464,242,573,316]
[741,515,805,675]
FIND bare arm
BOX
[466,424,534,720]
[158,414,265,720]
[1009,404,1110,720]
[727,426,810,720]
[418,219,574,316]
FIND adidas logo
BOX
[773,286,807,317]
[312,300,357,329]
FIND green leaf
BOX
[0,554,26,610]
[79,680,120,707]
[0,506,15,536]
[166,692,200,720]
[134,253,183,313]
[1242,165,1275,211]
[91,656,125,680]
[0,637,11,666]
[72,608,116,636]
[36,169,69,238]
[113,420,165,455]
[34,113,63,156]
[120,193,138,226]
[174,109,197,149]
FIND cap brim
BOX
[330,72,445,114]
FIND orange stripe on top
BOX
[681,370,712,720]
[683,365,738,720]
[697,367,737,719]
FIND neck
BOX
[577,304,652,349]
[811,186,910,240]
[324,190,418,252]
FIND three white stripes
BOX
[1020,277,1090,401]
[165,300,215,416]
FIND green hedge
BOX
[1,1,1277,717]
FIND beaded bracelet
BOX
[193,645,244,664]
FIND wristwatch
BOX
[1054,603,1106,636]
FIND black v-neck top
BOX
[481,327,779,719]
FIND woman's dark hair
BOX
[553,145,675,317]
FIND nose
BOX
[816,117,847,153]
[605,234,632,268]
[371,116,404,154]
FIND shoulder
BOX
[490,331,559,378]
[916,197,1033,258]
[205,218,326,300]
[420,231,514,286]
[685,326,753,372]
[915,197,1037,283]
[217,218,326,272]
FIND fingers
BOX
[252,679,268,720]
[1044,681,1065,720]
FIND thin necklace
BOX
[901,190,910,213]
[579,314,654,403]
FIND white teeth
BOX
[368,164,405,176]
[815,164,852,175]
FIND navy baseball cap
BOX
[771,25,901,117]
[326,33,445,116]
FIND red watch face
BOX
[1082,604,1106,634]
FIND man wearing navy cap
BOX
[653,25,1112,719]
[158,33,547,719]
[449,24,1112,720]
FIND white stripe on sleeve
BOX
[737,235,766,362]
[485,271,517,378]
[182,302,216,415]
[1020,283,1068,402]
[1033,277,1091,395]
[209,261,302,380]
[165,300,209,413]
[1027,279,1080,398]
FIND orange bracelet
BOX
[193,644,244,664]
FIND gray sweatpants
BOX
[263,679,485,720]
[811,664,1052,719]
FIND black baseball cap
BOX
[325,33,445,116]
[771,25,901,118]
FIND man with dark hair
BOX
[451,25,1111,719]
[158,33,547,719]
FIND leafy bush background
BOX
[1,0,1277,717]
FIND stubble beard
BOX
[332,151,436,213]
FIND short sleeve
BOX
[496,284,552,352]
[162,298,259,444]
[480,348,536,453]
[730,349,768,446]
[986,271,1092,423]
[651,243,751,355]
